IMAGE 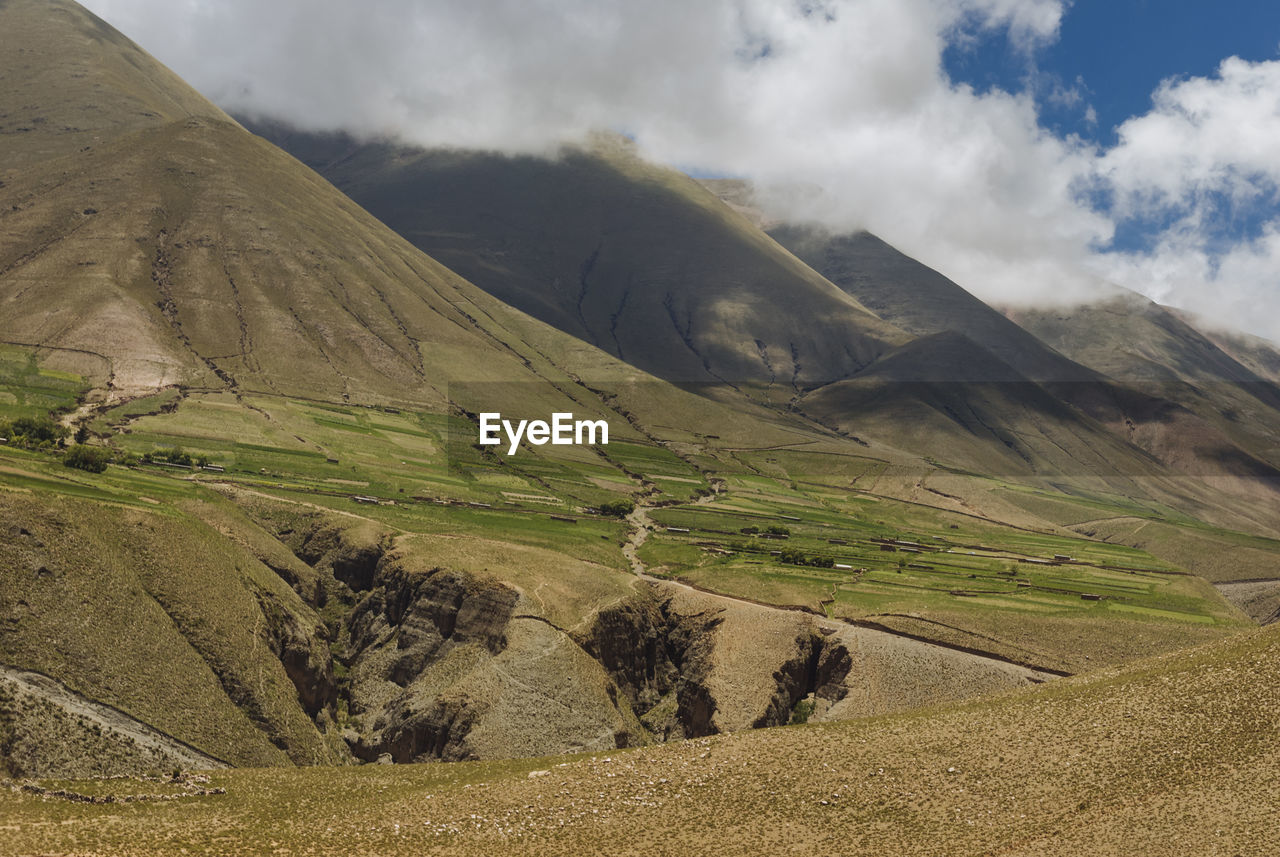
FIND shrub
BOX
[598,499,635,518]
[0,416,68,449]
[790,698,815,725]
[739,526,760,535]
[777,549,836,568]
[766,525,790,536]
[64,445,110,473]
[144,446,193,466]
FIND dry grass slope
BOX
[3,620,1276,855]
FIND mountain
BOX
[249,126,1179,486]
[245,122,909,394]
[1190,315,1280,386]
[1,0,1273,800]
[258,134,1280,500]
[769,226,1093,383]
[1006,294,1280,479]
[0,0,1077,776]
[1,2,724,415]
[799,330,1167,481]
[761,223,1280,501]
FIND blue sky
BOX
[945,1,1280,285]
[947,0,1280,145]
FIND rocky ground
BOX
[4,619,1276,855]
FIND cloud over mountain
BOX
[79,0,1280,339]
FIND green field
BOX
[1,346,1256,676]
[0,346,87,422]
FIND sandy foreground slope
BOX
[3,620,1276,856]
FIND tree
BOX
[64,445,109,473]
[598,499,635,518]
[0,416,68,449]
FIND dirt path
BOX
[0,666,228,770]
[622,489,719,578]
[621,505,653,576]
[1067,515,1149,529]
[215,483,379,524]
[621,490,1064,682]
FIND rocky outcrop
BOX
[250,587,337,718]
[341,550,521,761]
[574,591,723,740]
[751,631,853,728]
[351,695,480,763]
[349,560,518,687]
[286,522,389,594]
[570,585,861,740]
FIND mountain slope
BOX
[763,224,1280,498]
[770,226,1092,383]
[1,2,709,413]
[0,0,224,171]
[6,610,1278,855]
[246,123,909,392]
[1190,315,1280,386]
[801,331,1167,480]
[1007,294,1280,475]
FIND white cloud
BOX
[78,0,1280,339]
[1100,58,1280,218]
[1093,58,1280,338]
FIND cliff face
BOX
[572,587,861,739]
[574,594,717,739]
[276,515,864,759]
[343,557,522,762]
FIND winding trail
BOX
[620,505,653,577]
[621,489,719,580]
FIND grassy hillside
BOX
[5,613,1277,856]
[0,0,225,171]
[0,459,339,770]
